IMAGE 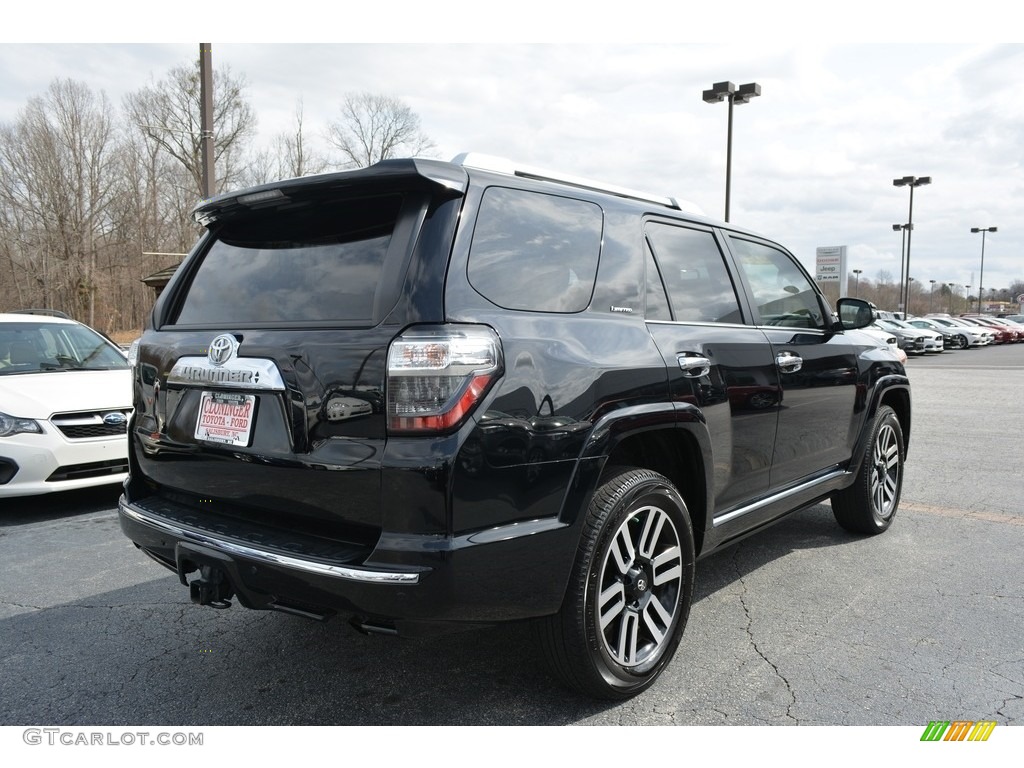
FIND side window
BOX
[645,223,743,324]
[468,187,602,313]
[644,244,671,320]
[729,237,826,330]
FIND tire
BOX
[831,405,904,535]
[956,334,968,349]
[535,467,695,699]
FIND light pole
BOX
[929,279,936,314]
[703,81,761,223]
[947,283,956,314]
[892,223,910,311]
[971,227,997,314]
[199,43,215,200]
[893,175,931,317]
[852,269,862,297]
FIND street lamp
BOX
[852,269,863,297]
[971,227,997,314]
[946,283,956,313]
[929,279,936,313]
[892,223,911,312]
[703,81,761,223]
[893,175,931,317]
[908,277,916,315]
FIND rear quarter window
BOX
[467,187,602,313]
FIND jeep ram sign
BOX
[816,246,848,294]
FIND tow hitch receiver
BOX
[175,542,238,609]
[189,564,233,609]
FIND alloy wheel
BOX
[596,504,683,671]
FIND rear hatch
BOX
[126,159,466,549]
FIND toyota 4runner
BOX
[119,153,910,699]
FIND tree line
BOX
[820,269,1024,316]
[0,59,435,334]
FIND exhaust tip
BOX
[350,616,399,636]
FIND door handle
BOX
[677,355,711,378]
[776,351,803,373]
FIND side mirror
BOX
[836,297,875,330]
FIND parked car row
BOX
[955,314,1024,343]
[866,311,1024,355]
[911,316,991,349]
[871,317,943,355]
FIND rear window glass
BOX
[468,187,602,313]
[174,195,403,325]
[646,223,743,324]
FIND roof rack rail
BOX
[451,152,704,216]
[9,308,71,319]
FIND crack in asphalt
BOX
[1,601,44,610]
[732,546,798,724]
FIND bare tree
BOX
[281,98,328,178]
[0,79,120,325]
[326,93,436,169]
[244,99,328,187]
[124,61,256,199]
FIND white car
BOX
[851,327,907,363]
[0,312,132,498]
[924,315,994,347]
[875,318,943,353]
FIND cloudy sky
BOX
[3,5,1022,305]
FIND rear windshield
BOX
[174,194,404,325]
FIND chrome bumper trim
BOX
[120,499,422,584]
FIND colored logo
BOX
[102,412,128,426]
[920,721,996,742]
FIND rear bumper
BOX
[118,492,577,634]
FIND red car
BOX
[959,315,1022,343]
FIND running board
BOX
[712,469,849,527]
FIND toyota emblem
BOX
[208,334,239,366]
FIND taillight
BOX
[387,325,503,434]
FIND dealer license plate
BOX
[195,391,257,447]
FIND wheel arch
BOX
[879,382,911,456]
[845,376,911,482]
[571,404,712,556]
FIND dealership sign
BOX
[815,246,848,293]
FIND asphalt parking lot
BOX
[1,344,1022,727]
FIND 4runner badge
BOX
[208,335,239,366]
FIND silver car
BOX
[872,318,935,354]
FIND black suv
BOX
[119,153,910,699]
